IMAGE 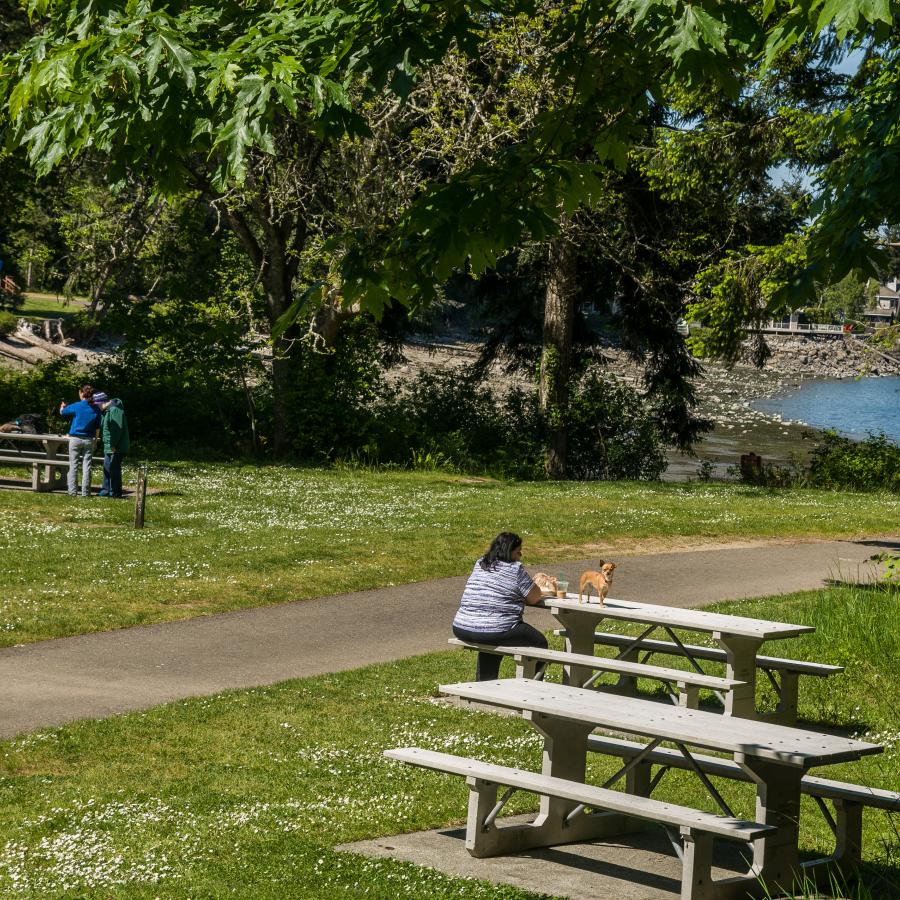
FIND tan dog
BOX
[532,572,558,594]
[579,562,616,605]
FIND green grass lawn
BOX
[1,461,898,646]
[0,585,896,898]
[15,292,89,320]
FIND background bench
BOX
[0,453,69,491]
[386,746,773,900]
[449,638,742,709]
[555,629,843,724]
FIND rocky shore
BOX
[400,330,900,480]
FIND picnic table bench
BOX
[448,637,743,709]
[542,596,839,722]
[0,432,71,492]
[586,733,900,871]
[387,747,773,899]
[581,631,843,724]
[389,678,884,899]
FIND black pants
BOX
[453,621,548,681]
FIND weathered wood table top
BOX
[540,596,814,639]
[441,678,880,769]
[0,432,70,452]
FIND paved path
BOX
[1,536,895,739]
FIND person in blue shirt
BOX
[59,384,101,496]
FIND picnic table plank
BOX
[541,596,814,639]
[441,679,881,768]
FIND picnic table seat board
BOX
[586,734,900,871]
[0,454,70,491]
[577,631,844,725]
[448,638,742,708]
[385,747,774,900]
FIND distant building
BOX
[866,278,899,325]
[876,279,900,312]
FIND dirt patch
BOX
[531,535,828,559]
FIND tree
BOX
[5,0,894,451]
[1,0,483,451]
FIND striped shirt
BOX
[452,558,535,633]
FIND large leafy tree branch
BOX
[4,0,897,459]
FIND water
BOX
[753,376,900,443]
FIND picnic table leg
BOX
[770,670,799,725]
[553,609,599,687]
[42,438,66,492]
[680,827,717,900]
[464,712,635,857]
[738,756,803,896]
[715,633,762,719]
[797,798,863,888]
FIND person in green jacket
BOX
[95,394,130,498]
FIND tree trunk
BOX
[539,235,577,479]
[262,251,297,458]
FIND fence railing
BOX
[762,321,847,334]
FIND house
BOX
[876,279,900,313]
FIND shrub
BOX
[0,310,19,336]
[565,372,667,480]
[371,366,666,481]
[285,317,385,461]
[807,430,900,492]
[0,357,83,430]
[735,431,900,492]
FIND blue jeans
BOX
[452,621,548,681]
[67,437,93,496]
[101,452,124,497]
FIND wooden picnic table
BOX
[541,596,817,719]
[0,431,71,491]
[441,677,882,898]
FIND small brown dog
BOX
[579,562,616,605]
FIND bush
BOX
[370,370,542,478]
[369,365,666,481]
[565,372,667,480]
[807,431,900,492]
[284,318,385,461]
[0,357,83,431]
[0,310,18,336]
[735,431,900,492]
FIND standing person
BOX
[96,394,130,498]
[59,384,101,497]
[452,532,548,681]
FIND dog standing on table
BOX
[578,562,616,605]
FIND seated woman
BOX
[452,531,548,681]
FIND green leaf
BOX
[157,30,196,89]
[814,0,858,39]
[689,7,727,54]
[273,283,325,340]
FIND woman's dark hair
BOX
[480,532,522,570]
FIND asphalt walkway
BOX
[1,536,895,739]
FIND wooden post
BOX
[133,465,147,529]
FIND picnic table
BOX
[0,431,71,492]
[540,596,838,721]
[410,677,883,898]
